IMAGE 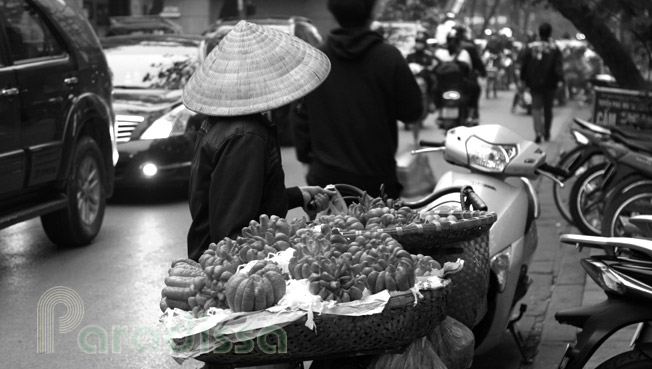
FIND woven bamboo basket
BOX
[194,282,450,368]
[342,209,496,328]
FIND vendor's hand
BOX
[299,186,337,219]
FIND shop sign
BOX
[160,5,181,18]
[593,86,652,126]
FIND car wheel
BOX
[41,136,107,247]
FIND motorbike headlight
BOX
[467,136,517,173]
[581,259,626,295]
[140,105,196,140]
[571,129,589,145]
[491,245,512,293]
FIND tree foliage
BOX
[377,0,447,26]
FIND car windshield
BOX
[103,40,199,90]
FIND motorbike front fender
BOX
[557,297,652,369]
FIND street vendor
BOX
[182,21,335,261]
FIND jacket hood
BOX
[325,28,383,60]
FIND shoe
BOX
[544,135,550,142]
[534,136,541,144]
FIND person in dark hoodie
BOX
[520,22,564,143]
[291,0,424,200]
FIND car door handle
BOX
[64,77,78,85]
[1,88,19,96]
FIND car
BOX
[105,15,183,36]
[0,0,117,247]
[201,16,323,146]
[100,34,203,189]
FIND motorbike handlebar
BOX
[538,163,570,179]
[462,186,488,211]
[419,140,445,148]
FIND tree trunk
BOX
[548,0,647,90]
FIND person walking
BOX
[453,24,486,122]
[520,22,564,143]
[406,35,437,117]
[183,21,335,262]
[291,0,423,200]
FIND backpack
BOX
[523,42,560,90]
[434,52,466,87]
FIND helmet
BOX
[452,24,472,41]
[446,29,461,43]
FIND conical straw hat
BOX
[183,20,331,116]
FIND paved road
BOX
[0,86,587,369]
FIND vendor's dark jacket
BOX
[187,114,303,261]
[291,27,423,197]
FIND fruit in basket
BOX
[288,227,418,299]
[224,261,286,312]
[413,254,443,277]
[161,259,208,313]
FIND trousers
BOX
[531,89,555,139]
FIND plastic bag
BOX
[369,337,448,369]
[317,185,349,217]
[429,316,475,369]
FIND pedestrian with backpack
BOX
[520,22,564,143]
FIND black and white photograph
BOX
[1,0,651,368]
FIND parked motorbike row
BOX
[552,116,652,238]
[555,216,652,369]
[401,105,652,366]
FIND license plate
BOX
[442,107,458,119]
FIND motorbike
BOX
[408,62,433,130]
[408,124,567,356]
[566,120,652,237]
[555,215,652,369]
[552,118,609,230]
[432,57,471,130]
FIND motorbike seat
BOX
[611,125,652,140]
[611,128,652,154]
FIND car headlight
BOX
[140,105,195,140]
[467,136,517,172]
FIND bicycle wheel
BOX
[552,146,606,225]
[601,183,652,238]
[569,163,608,235]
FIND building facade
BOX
[78,0,337,36]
